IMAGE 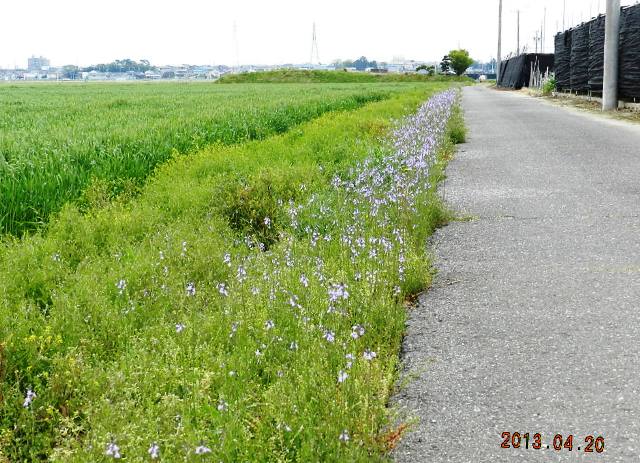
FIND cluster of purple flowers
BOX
[100,90,457,458]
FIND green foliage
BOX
[0,82,405,235]
[353,56,377,71]
[416,65,435,76]
[0,83,462,461]
[83,59,156,73]
[448,49,474,76]
[542,76,557,96]
[448,104,467,144]
[216,69,472,84]
[440,55,452,74]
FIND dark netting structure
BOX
[555,4,640,99]
[497,54,554,90]
[570,24,590,91]
[619,5,640,99]
[555,31,572,91]
[588,15,605,91]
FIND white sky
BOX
[0,0,637,68]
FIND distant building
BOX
[28,56,50,72]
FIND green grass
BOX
[217,69,472,84]
[0,82,463,461]
[0,81,430,236]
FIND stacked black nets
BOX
[497,54,555,90]
[619,4,640,99]
[554,31,572,91]
[498,59,511,87]
[588,15,606,91]
[555,5,640,99]
[570,24,590,91]
[498,55,524,88]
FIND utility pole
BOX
[497,0,503,81]
[517,10,520,55]
[603,0,620,110]
[543,7,547,53]
[563,0,567,30]
[534,31,540,54]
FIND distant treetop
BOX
[83,59,157,73]
[448,49,474,76]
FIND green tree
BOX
[354,56,377,71]
[449,49,474,76]
[416,64,435,76]
[440,55,452,74]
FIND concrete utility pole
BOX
[543,8,547,53]
[497,0,503,81]
[603,0,621,110]
[517,10,520,55]
[563,0,567,30]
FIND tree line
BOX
[61,59,157,79]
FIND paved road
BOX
[393,86,640,462]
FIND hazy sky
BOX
[0,0,636,68]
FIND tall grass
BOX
[0,83,462,461]
[0,82,426,236]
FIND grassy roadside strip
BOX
[0,84,462,461]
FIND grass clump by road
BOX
[217,69,472,84]
[0,82,420,236]
[0,83,463,461]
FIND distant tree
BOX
[449,49,474,76]
[83,59,156,73]
[354,56,369,71]
[62,65,80,79]
[415,64,435,76]
[352,56,379,71]
[440,55,452,74]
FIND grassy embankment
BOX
[0,82,422,236]
[217,69,472,84]
[0,82,465,461]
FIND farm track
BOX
[394,85,640,462]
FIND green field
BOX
[0,81,429,236]
[0,79,463,461]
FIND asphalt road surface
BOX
[393,86,640,462]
